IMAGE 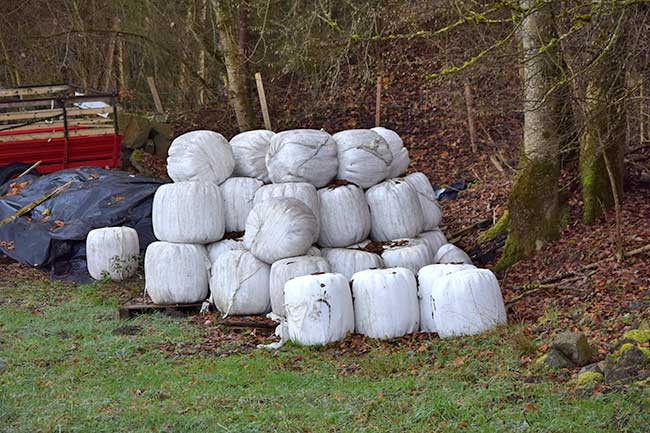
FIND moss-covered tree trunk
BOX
[496,0,562,270]
[212,0,256,131]
[579,13,627,224]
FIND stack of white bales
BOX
[141,126,506,345]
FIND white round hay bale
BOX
[220,177,264,232]
[230,129,274,182]
[405,172,442,230]
[321,248,383,281]
[371,127,410,178]
[434,243,472,265]
[284,273,354,346]
[86,227,139,281]
[243,198,318,264]
[431,268,507,338]
[380,239,433,276]
[317,183,370,247]
[145,242,210,304]
[417,263,476,332]
[417,229,447,257]
[333,129,393,188]
[269,256,331,317]
[210,250,271,316]
[351,268,419,339]
[152,182,225,244]
[366,179,424,241]
[266,129,338,187]
[167,130,234,183]
[206,238,245,265]
[253,182,320,241]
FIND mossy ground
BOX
[1,277,648,432]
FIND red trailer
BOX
[0,84,121,174]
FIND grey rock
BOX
[551,331,593,367]
[543,348,575,369]
[579,362,603,376]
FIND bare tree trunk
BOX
[198,0,208,105]
[102,17,120,91]
[116,23,126,95]
[212,0,256,131]
[579,12,626,224]
[496,0,562,270]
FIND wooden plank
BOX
[0,127,116,143]
[0,85,70,98]
[255,72,272,130]
[146,76,164,113]
[0,95,115,110]
[0,107,113,122]
[1,118,113,132]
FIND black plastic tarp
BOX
[0,167,165,281]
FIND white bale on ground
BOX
[220,177,264,232]
[284,273,355,346]
[417,263,476,333]
[405,172,442,230]
[145,242,210,304]
[321,248,383,281]
[243,198,318,264]
[210,250,271,316]
[266,129,338,187]
[366,178,424,241]
[152,181,225,244]
[269,256,331,317]
[380,239,433,276]
[317,183,371,247]
[230,129,274,182]
[351,268,419,339]
[431,268,507,338]
[417,229,448,258]
[86,227,139,281]
[167,130,234,183]
[206,238,245,265]
[371,127,410,178]
[333,129,393,188]
[253,182,320,241]
[434,243,473,264]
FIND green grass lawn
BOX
[0,277,648,433]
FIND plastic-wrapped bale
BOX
[145,242,210,304]
[167,130,234,183]
[152,181,225,244]
[381,239,433,276]
[417,229,447,258]
[317,183,371,247]
[405,172,442,230]
[269,256,331,317]
[210,250,271,316]
[284,273,354,346]
[417,263,476,332]
[333,129,393,188]
[321,248,383,281]
[371,127,410,178]
[366,178,424,241]
[266,129,338,188]
[220,177,264,232]
[230,129,274,182]
[86,227,139,281]
[253,182,320,241]
[307,246,321,256]
[434,243,472,265]
[206,238,245,265]
[351,268,419,339]
[243,198,318,264]
[431,268,507,338]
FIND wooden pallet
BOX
[118,300,204,319]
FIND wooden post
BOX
[375,74,382,127]
[255,72,272,130]
[146,76,164,113]
[463,81,478,153]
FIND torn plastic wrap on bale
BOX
[0,167,163,281]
